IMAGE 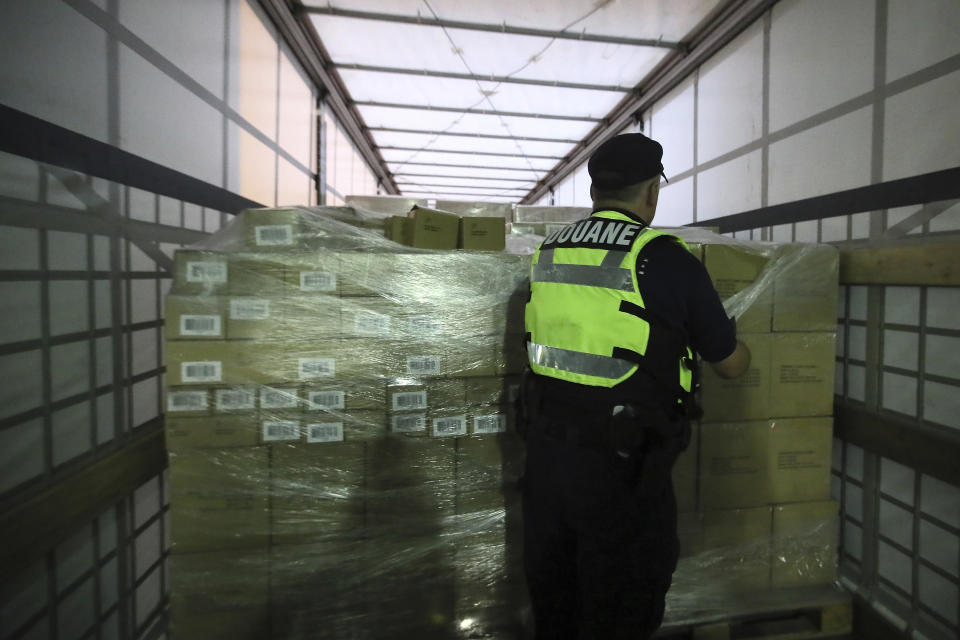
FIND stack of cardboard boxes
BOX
[384,206,507,251]
[164,207,529,639]
[669,238,840,614]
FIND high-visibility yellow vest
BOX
[525,210,694,395]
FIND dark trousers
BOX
[521,415,680,640]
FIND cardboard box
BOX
[165,415,259,451]
[699,421,769,509]
[279,252,341,295]
[703,243,772,333]
[225,297,281,339]
[212,386,258,413]
[168,447,270,552]
[165,387,211,417]
[301,409,384,442]
[672,422,699,513]
[677,512,703,557]
[241,208,303,250]
[227,253,288,296]
[495,333,528,376]
[437,200,513,219]
[269,541,368,640]
[465,377,511,406]
[169,549,269,640]
[459,217,506,251]
[304,378,387,412]
[771,500,839,587]
[699,333,771,422]
[165,295,226,340]
[165,340,246,386]
[768,417,832,504]
[340,297,401,339]
[700,506,773,591]
[770,332,836,417]
[410,207,460,249]
[270,441,366,545]
[276,295,342,340]
[365,437,456,531]
[454,531,526,636]
[492,289,527,336]
[512,206,590,224]
[772,245,839,331]
[173,250,230,295]
[385,215,414,246]
[344,195,427,214]
[243,340,354,384]
[387,378,465,413]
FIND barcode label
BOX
[185,261,227,283]
[306,422,344,443]
[215,388,255,410]
[179,314,221,336]
[300,271,336,292]
[230,299,270,320]
[354,310,391,336]
[181,361,221,383]
[299,357,335,379]
[391,391,427,411]
[307,390,345,410]
[433,415,467,437]
[408,316,442,336]
[474,414,507,434]
[167,391,207,412]
[260,387,299,409]
[255,224,294,246]
[391,413,426,433]
[407,356,440,375]
[262,420,300,441]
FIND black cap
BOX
[588,133,668,189]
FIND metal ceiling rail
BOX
[336,63,632,93]
[381,146,563,160]
[397,183,529,192]
[301,5,686,49]
[369,127,578,144]
[401,188,519,197]
[353,100,603,123]
[393,172,534,184]
[259,0,399,193]
[387,161,547,174]
[523,0,778,203]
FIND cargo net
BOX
[164,206,842,639]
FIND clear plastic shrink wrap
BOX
[164,207,841,639]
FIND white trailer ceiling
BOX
[298,0,727,202]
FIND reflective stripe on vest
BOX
[525,210,691,390]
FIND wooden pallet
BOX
[657,589,852,640]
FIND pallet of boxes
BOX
[663,232,851,637]
[163,205,531,640]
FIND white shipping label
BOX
[306,422,344,443]
[181,361,222,383]
[215,388,255,411]
[354,310,391,336]
[185,261,227,283]
[299,357,335,379]
[255,224,294,246]
[391,413,426,433]
[433,415,467,437]
[307,390,345,410]
[263,420,300,441]
[260,387,299,409]
[407,356,440,375]
[391,391,427,411]
[167,391,208,412]
[300,271,337,292]
[408,316,443,336]
[230,299,270,320]
[179,314,222,336]
[473,414,507,434]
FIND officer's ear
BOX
[647,179,660,207]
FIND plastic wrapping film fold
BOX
[163,206,842,639]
